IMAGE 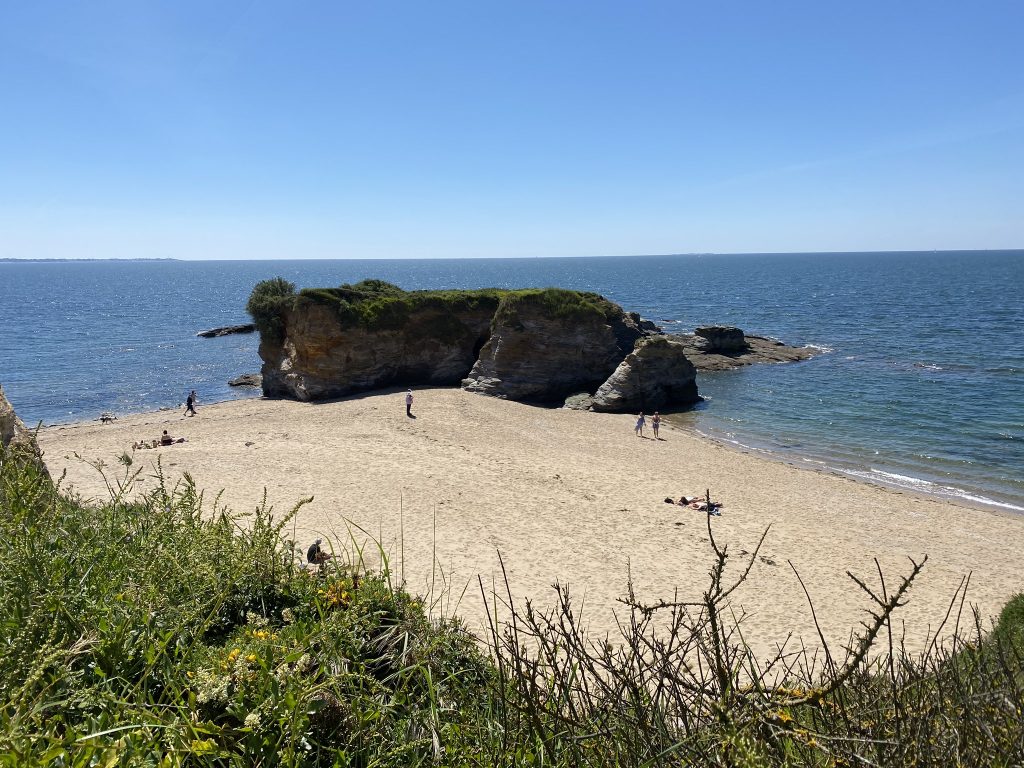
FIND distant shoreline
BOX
[0,257,179,263]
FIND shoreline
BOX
[37,387,1024,657]
[37,389,1023,518]
[674,419,1024,518]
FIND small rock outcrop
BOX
[672,330,814,372]
[590,336,699,413]
[694,325,747,353]
[228,373,263,387]
[0,384,48,477]
[462,291,644,402]
[197,323,256,338]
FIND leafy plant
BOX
[246,277,297,343]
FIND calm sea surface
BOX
[2,252,1022,511]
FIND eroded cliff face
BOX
[462,294,644,402]
[260,302,495,400]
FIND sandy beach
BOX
[38,388,1024,658]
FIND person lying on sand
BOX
[664,495,725,514]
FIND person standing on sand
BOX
[652,411,661,439]
[635,412,646,437]
[405,389,414,417]
[184,390,197,417]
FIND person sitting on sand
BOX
[307,538,333,566]
[158,430,186,446]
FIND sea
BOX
[2,251,1022,512]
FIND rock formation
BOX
[249,279,817,413]
[257,284,499,400]
[228,373,263,387]
[671,326,814,372]
[694,325,747,353]
[462,290,644,402]
[0,384,48,477]
[589,336,699,412]
[197,323,256,338]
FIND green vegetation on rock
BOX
[490,287,622,327]
[296,280,505,336]
[246,277,297,343]
[246,278,625,343]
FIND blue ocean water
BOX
[2,251,1022,511]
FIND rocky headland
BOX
[247,279,814,413]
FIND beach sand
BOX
[38,388,1024,658]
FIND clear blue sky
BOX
[2,1,1022,259]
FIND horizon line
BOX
[3,247,1023,263]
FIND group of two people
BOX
[635,411,661,438]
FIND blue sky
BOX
[2,2,1022,259]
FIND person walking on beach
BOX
[635,412,646,437]
[652,411,661,439]
[184,390,197,417]
[405,389,414,417]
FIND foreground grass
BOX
[1,443,1022,766]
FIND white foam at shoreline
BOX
[691,425,1024,513]
[839,468,1024,512]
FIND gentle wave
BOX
[690,425,1024,513]
[837,468,1024,512]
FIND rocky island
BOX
[247,278,814,413]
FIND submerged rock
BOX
[197,323,256,338]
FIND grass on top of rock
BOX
[297,281,506,335]
[490,287,622,327]
[246,278,626,341]
[3,441,1023,766]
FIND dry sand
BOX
[39,388,1024,658]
